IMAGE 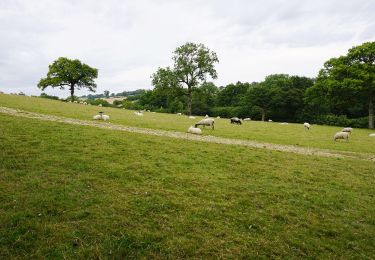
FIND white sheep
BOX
[304,122,311,130]
[342,127,353,134]
[268,119,273,122]
[205,115,209,118]
[177,112,182,115]
[187,126,202,135]
[369,133,375,137]
[243,118,251,121]
[189,116,196,119]
[195,118,215,130]
[334,132,349,142]
[216,116,221,119]
[134,111,143,116]
[93,113,110,121]
[279,122,288,125]
[98,104,102,107]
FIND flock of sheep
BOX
[91,110,358,143]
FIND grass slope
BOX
[1,93,375,154]
[1,113,375,258]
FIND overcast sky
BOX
[0,0,374,97]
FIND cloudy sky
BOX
[0,0,374,97]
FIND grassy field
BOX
[1,93,375,154]
[1,110,375,258]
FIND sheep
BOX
[268,119,273,122]
[230,117,242,125]
[74,101,78,103]
[342,127,353,134]
[243,118,251,121]
[216,116,221,119]
[369,133,375,137]
[189,116,196,119]
[177,113,182,115]
[195,118,215,130]
[205,115,209,118]
[279,122,288,125]
[303,122,311,130]
[134,111,143,116]
[334,132,349,142]
[187,126,202,135]
[98,104,102,107]
[93,112,110,121]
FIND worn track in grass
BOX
[1,106,374,162]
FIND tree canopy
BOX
[38,57,98,101]
[151,42,219,115]
[308,42,375,128]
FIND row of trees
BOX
[37,41,374,128]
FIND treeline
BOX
[131,73,367,127]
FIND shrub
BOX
[311,114,371,128]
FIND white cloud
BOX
[0,0,374,97]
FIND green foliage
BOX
[86,98,111,107]
[40,92,59,100]
[309,41,375,128]
[151,42,219,115]
[38,57,98,100]
[216,82,251,107]
[312,115,370,128]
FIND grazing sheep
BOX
[342,127,353,134]
[134,111,143,116]
[205,115,209,118]
[268,119,273,122]
[230,117,242,125]
[93,112,110,121]
[334,132,349,142]
[369,133,375,137]
[217,116,221,119]
[146,110,151,112]
[304,122,311,130]
[243,118,251,121]
[83,102,87,105]
[177,113,182,115]
[187,126,202,135]
[189,116,196,119]
[195,118,215,130]
[279,122,288,125]
[98,104,102,107]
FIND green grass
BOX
[1,113,375,258]
[1,93,375,154]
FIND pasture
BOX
[1,93,375,155]
[1,94,375,258]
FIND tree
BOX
[38,57,98,101]
[104,90,110,98]
[312,42,375,128]
[151,43,219,116]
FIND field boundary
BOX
[1,106,374,162]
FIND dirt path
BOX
[1,106,374,162]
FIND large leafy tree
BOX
[38,57,98,101]
[151,42,219,115]
[312,42,375,128]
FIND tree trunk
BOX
[261,108,265,121]
[70,84,75,102]
[369,95,374,129]
[187,86,192,116]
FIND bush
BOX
[40,93,59,100]
[311,114,370,128]
[86,98,111,107]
